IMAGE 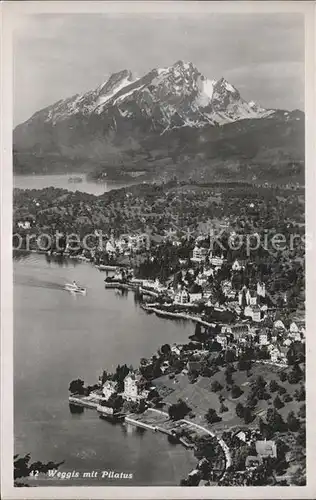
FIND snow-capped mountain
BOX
[13,60,304,181]
[30,60,273,130]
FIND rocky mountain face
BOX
[13,60,304,183]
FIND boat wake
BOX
[14,277,66,291]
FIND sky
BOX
[13,12,305,125]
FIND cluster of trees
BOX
[68,379,85,395]
[168,399,191,421]
[14,454,64,486]
[205,408,222,424]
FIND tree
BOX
[113,364,130,392]
[225,349,236,363]
[251,376,269,400]
[243,406,254,424]
[219,402,229,413]
[168,399,191,421]
[205,408,222,424]
[68,379,85,395]
[211,380,223,393]
[245,393,258,410]
[14,454,64,486]
[225,365,235,385]
[160,344,171,356]
[279,371,287,382]
[235,402,244,418]
[287,411,300,432]
[273,395,284,409]
[194,322,202,337]
[231,385,243,399]
[291,466,306,486]
[241,288,247,309]
[269,380,279,393]
[288,365,303,384]
[258,417,266,435]
[234,445,251,471]
[296,424,306,446]
[298,403,306,419]
[195,435,219,461]
[294,384,305,402]
[237,358,252,371]
[266,408,286,433]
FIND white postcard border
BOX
[1,1,315,499]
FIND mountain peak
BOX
[215,77,238,94]
[173,60,194,69]
[15,60,275,134]
[99,69,134,94]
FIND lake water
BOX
[14,253,196,486]
[13,174,130,196]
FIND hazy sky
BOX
[13,13,304,125]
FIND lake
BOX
[13,174,131,196]
[14,253,196,486]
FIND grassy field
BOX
[154,361,304,434]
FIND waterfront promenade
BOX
[147,409,231,475]
[68,395,231,477]
[141,304,216,328]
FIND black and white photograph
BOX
[1,1,314,498]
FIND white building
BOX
[257,282,266,298]
[195,273,207,287]
[221,280,234,298]
[232,259,244,271]
[102,380,117,400]
[270,347,288,365]
[106,240,116,254]
[221,325,232,335]
[174,289,190,304]
[192,246,208,262]
[128,234,149,251]
[216,334,228,349]
[209,254,224,267]
[283,338,292,347]
[274,320,286,330]
[246,290,258,306]
[252,306,261,323]
[245,305,261,322]
[270,348,280,363]
[171,344,182,356]
[17,221,31,229]
[143,278,166,292]
[203,268,214,278]
[123,373,145,401]
[189,292,203,303]
[259,331,269,346]
[289,322,299,334]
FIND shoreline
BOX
[14,250,215,328]
[141,304,215,327]
[68,394,230,482]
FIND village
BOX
[13,180,305,486]
[68,229,306,487]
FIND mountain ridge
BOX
[13,60,304,183]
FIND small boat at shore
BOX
[68,176,83,183]
[64,282,87,295]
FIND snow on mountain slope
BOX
[95,75,139,110]
[15,60,275,147]
[45,69,139,123]
[35,60,274,130]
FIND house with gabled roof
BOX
[255,439,277,458]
